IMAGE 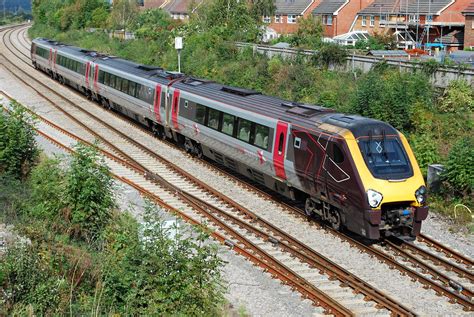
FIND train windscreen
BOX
[358,138,413,180]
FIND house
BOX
[141,0,202,19]
[264,0,323,34]
[463,2,474,49]
[312,0,374,38]
[351,0,468,51]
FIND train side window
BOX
[129,82,137,97]
[109,74,116,89]
[207,108,220,130]
[237,118,252,143]
[254,124,269,150]
[104,72,110,86]
[195,104,207,125]
[122,80,129,94]
[332,143,344,164]
[221,113,235,136]
[99,70,104,84]
[278,132,284,154]
[116,77,122,91]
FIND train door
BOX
[273,121,288,180]
[153,84,162,124]
[171,89,180,130]
[314,134,329,199]
[85,62,91,88]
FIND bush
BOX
[409,133,440,177]
[314,43,347,69]
[442,137,474,197]
[438,79,474,114]
[351,67,433,131]
[28,157,66,219]
[66,143,115,243]
[101,204,226,316]
[0,100,39,180]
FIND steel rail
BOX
[393,237,474,283]
[5,24,469,309]
[3,23,470,312]
[385,239,473,300]
[0,91,353,316]
[418,234,474,269]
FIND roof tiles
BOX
[312,0,346,15]
[275,0,314,15]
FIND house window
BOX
[472,20,474,29]
[426,15,433,23]
[263,15,271,23]
[323,15,333,25]
[275,15,281,23]
[361,15,366,27]
[288,15,296,24]
[370,16,375,26]
[409,14,419,22]
[380,14,388,23]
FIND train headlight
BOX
[367,189,383,208]
[415,185,427,204]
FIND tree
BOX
[351,66,433,131]
[249,0,276,20]
[66,143,115,243]
[291,15,323,49]
[108,0,138,32]
[314,43,347,69]
[0,100,38,180]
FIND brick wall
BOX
[465,15,474,48]
[267,0,322,34]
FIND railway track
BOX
[7,24,474,313]
[0,25,417,316]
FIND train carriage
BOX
[31,38,429,241]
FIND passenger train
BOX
[31,38,429,240]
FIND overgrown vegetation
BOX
[0,100,226,315]
[27,1,474,222]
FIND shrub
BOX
[442,137,474,197]
[438,79,474,114]
[314,43,347,69]
[351,67,433,131]
[0,100,39,180]
[28,157,66,219]
[409,133,440,177]
[101,204,226,316]
[66,143,115,243]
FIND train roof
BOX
[33,38,399,138]
[173,79,398,138]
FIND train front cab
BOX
[344,130,429,240]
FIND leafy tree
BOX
[249,0,276,20]
[66,143,115,243]
[133,8,176,40]
[0,100,38,180]
[439,79,474,114]
[191,0,260,41]
[290,15,323,49]
[351,66,433,131]
[314,43,347,69]
[108,0,139,32]
[442,137,474,197]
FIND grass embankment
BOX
[0,100,226,316]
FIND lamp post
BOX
[175,36,183,73]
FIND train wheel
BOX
[304,198,315,217]
[329,209,342,231]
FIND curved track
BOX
[2,23,473,313]
[0,24,422,316]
